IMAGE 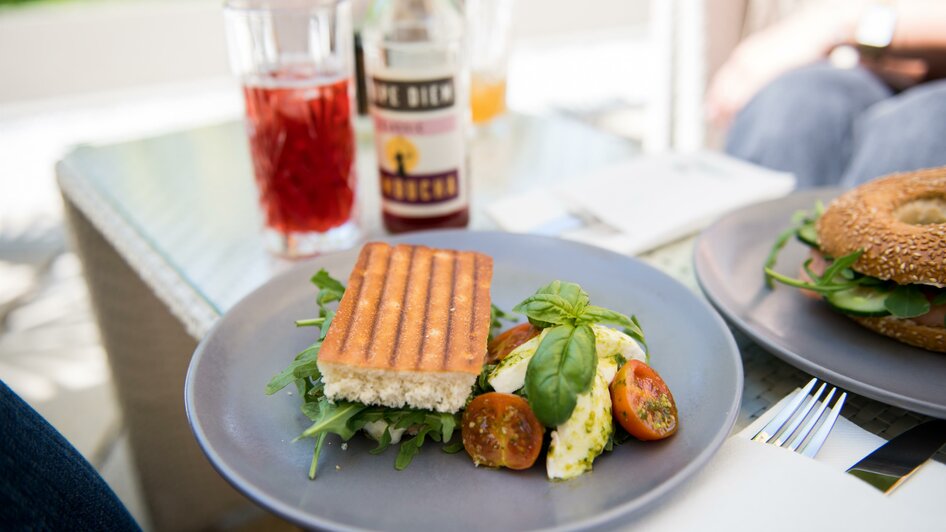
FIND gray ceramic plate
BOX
[695,189,946,418]
[186,231,742,531]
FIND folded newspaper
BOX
[486,151,795,255]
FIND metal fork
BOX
[751,378,847,458]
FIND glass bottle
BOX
[362,0,470,233]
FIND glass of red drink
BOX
[225,0,360,257]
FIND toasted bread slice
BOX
[318,242,493,412]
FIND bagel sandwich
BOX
[765,168,946,352]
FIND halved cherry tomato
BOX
[610,360,678,441]
[461,392,544,470]
[486,323,541,364]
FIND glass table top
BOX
[58,110,943,442]
[59,113,637,320]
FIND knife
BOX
[846,419,946,493]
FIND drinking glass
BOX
[224,0,360,257]
[466,0,512,124]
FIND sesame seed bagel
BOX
[817,167,946,287]
[851,316,946,353]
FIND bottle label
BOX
[370,74,466,218]
[371,77,455,111]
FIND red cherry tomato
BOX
[610,360,679,441]
[461,393,544,470]
[486,323,541,364]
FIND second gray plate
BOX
[186,231,742,531]
[695,188,946,418]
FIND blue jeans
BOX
[0,381,140,531]
[726,62,946,188]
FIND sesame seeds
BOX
[817,169,946,352]
[818,170,946,286]
[853,315,946,352]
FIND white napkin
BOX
[630,392,946,530]
[485,151,795,255]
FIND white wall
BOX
[0,0,649,105]
[511,0,648,40]
[1,0,229,103]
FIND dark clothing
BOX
[0,380,140,531]
[727,62,946,188]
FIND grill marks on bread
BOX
[368,244,414,366]
[320,242,493,375]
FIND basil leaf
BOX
[534,280,590,314]
[514,281,590,328]
[299,401,367,440]
[527,317,555,329]
[884,285,931,318]
[265,342,320,394]
[579,305,632,327]
[624,315,649,356]
[513,293,581,326]
[932,291,946,306]
[579,305,648,354]
[524,324,597,427]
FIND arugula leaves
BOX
[513,280,648,427]
[765,249,865,294]
[265,269,462,479]
[489,303,518,341]
[311,270,344,305]
[764,205,879,296]
[765,206,945,322]
[265,343,321,395]
[299,401,367,440]
[764,207,822,288]
[353,407,459,470]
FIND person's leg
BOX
[0,381,140,530]
[726,63,893,188]
[842,79,946,187]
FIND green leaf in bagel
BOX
[884,285,931,318]
[932,290,946,306]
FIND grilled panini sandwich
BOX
[318,242,494,413]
